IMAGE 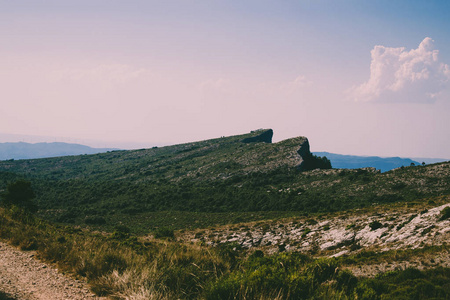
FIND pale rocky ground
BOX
[0,241,104,300]
[182,198,450,277]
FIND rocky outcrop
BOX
[241,129,273,143]
[296,139,332,171]
[185,200,450,258]
[296,139,311,169]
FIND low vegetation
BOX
[1,206,449,299]
[0,130,449,299]
[440,206,450,221]
[0,130,449,233]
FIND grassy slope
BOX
[0,204,449,299]
[1,129,450,233]
[0,129,304,181]
[1,130,450,299]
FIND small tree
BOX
[1,180,37,213]
[300,154,332,171]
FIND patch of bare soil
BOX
[0,242,103,300]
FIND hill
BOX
[0,129,449,233]
[0,142,117,160]
[314,151,422,172]
[0,129,449,299]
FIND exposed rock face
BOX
[241,129,273,143]
[185,200,450,259]
[296,139,312,170]
[296,138,332,171]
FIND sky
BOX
[1,1,450,158]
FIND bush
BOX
[205,255,358,300]
[84,215,106,225]
[153,227,175,239]
[300,154,332,171]
[369,220,383,231]
[0,180,37,213]
[114,224,131,233]
[356,267,450,299]
[355,281,378,300]
[439,206,450,221]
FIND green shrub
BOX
[439,206,450,221]
[206,253,312,300]
[0,180,37,213]
[346,223,356,230]
[114,224,131,233]
[355,281,378,300]
[249,250,264,259]
[205,254,360,300]
[355,267,450,299]
[84,215,106,225]
[153,227,175,239]
[302,227,312,238]
[305,258,339,286]
[369,220,383,231]
[300,154,332,171]
[306,218,318,225]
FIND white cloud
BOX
[350,37,450,103]
[279,75,313,95]
[291,75,313,87]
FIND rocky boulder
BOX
[241,129,273,143]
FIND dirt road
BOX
[0,241,102,300]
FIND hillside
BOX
[0,129,310,181]
[0,129,449,233]
[0,129,449,299]
[0,142,117,160]
[1,140,443,173]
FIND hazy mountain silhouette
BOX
[0,142,118,160]
[314,152,431,172]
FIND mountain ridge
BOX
[314,151,421,172]
[0,141,118,161]
[2,140,446,173]
[1,129,449,233]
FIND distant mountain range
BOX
[314,152,448,172]
[0,142,117,160]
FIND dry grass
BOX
[1,203,450,299]
[0,207,229,299]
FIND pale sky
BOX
[1,1,450,158]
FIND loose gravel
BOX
[0,241,103,300]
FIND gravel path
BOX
[0,241,104,300]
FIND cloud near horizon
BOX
[279,75,313,96]
[350,37,450,103]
